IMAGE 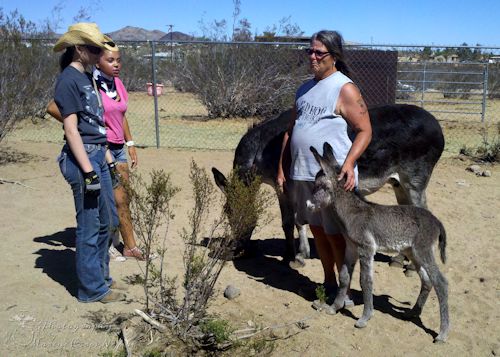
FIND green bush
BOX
[315,285,327,303]
[200,318,234,344]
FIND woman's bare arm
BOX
[122,115,137,168]
[46,99,63,123]
[337,83,372,191]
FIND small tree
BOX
[421,46,432,60]
[456,42,474,62]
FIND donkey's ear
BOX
[310,145,333,174]
[322,142,339,167]
[212,167,228,194]
[310,145,321,164]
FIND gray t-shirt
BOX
[54,66,106,144]
[290,71,358,184]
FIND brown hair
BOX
[59,47,76,71]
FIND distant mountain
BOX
[158,31,195,42]
[107,26,167,41]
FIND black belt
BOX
[108,142,124,150]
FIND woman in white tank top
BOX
[277,30,372,309]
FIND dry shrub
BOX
[118,43,155,92]
[460,123,500,163]
[0,10,58,142]
[123,162,273,353]
[0,146,43,165]
[124,169,180,310]
[172,43,308,118]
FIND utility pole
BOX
[167,24,174,60]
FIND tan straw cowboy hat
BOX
[53,22,117,52]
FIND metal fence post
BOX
[481,63,489,123]
[151,41,160,148]
[421,62,426,108]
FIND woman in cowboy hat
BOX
[53,23,126,303]
[48,39,149,262]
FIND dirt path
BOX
[1,141,499,356]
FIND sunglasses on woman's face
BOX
[85,45,102,55]
[305,48,331,58]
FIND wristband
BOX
[125,140,135,147]
[108,162,121,189]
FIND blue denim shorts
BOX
[108,143,127,163]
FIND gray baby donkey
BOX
[307,143,449,343]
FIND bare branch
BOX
[0,178,35,189]
[134,309,167,332]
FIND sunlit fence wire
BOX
[6,39,500,155]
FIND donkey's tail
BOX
[438,220,447,264]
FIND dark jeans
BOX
[58,144,118,302]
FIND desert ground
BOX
[0,140,499,356]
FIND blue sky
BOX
[1,0,499,46]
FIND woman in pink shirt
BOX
[93,46,147,260]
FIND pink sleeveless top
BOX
[101,77,128,144]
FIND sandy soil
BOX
[0,141,499,356]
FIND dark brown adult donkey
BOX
[212,104,444,265]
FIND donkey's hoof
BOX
[312,299,326,311]
[433,335,447,344]
[344,297,355,310]
[404,267,417,277]
[298,250,310,259]
[289,256,306,269]
[312,300,335,314]
[389,260,404,269]
[389,254,405,268]
[355,319,368,328]
[312,299,339,315]
[324,305,338,315]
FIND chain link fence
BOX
[6,40,500,155]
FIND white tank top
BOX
[290,71,358,184]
